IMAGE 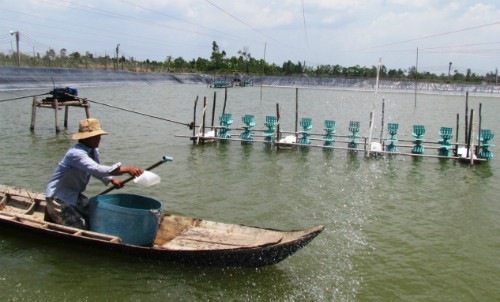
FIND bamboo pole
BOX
[276,103,281,148]
[211,91,217,129]
[295,88,299,141]
[64,105,69,129]
[192,96,198,145]
[366,111,375,157]
[54,99,60,133]
[467,109,473,160]
[455,113,459,156]
[202,97,207,137]
[30,97,37,131]
[222,88,228,114]
[477,103,482,157]
[464,92,469,143]
[379,98,385,143]
[196,97,208,145]
[84,99,90,118]
[469,109,475,166]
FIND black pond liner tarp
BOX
[1,66,499,95]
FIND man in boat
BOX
[45,118,143,229]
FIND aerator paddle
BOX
[98,156,173,195]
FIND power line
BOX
[22,33,52,51]
[356,20,500,51]
[301,0,309,48]
[358,42,500,57]
[422,41,500,50]
[37,0,223,38]
[202,0,286,47]
[4,1,267,60]
[39,0,260,45]
[4,0,295,62]
[117,0,257,44]
[1,9,210,55]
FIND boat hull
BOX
[0,185,323,267]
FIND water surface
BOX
[1,84,499,301]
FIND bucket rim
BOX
[90,193,162,211]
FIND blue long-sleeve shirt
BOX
[45,143,121,206]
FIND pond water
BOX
[1,84,499,301]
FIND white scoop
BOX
[133,171,161,187]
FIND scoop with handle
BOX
[98,156,173,195]
[133,170,161,187]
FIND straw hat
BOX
[72,118,108,140]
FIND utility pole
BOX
[375,57,382,94]
[448,62,452,82]
[10,31,20,66]
[414,47,418,107]
[115,43,120,70]
[260,42,266,101]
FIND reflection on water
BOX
[1,85,500,301]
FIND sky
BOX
[1,0,499,76]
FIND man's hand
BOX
[126,167,143,177]
[111,178,124,189]
[110,166,144,177]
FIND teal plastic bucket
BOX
[89,193,162,246]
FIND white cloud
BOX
[0,0,498,74]
[387,0,430,8]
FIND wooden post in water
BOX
[455,113,460,156]
[467,109,474,161]
[295,88,299,141]
[276,103,281,147]
[477,103,482,157]
[202,97,207,138]
[30,97,38,131]
[379,98,385,143]
[366,111,375,157]
[469,109,475,166]
[54,99,60,133]
[192,96,198,145]
[211,92,217,131]
[464,92,469,143]
[196,97,208,145]
[222,88,228,114]
[64,106,69,129]
[84,99,90,118]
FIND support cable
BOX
[0,93,49,103]
[78,95,191,127]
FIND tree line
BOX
[1,41,498,84]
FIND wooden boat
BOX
[0,185,323,267]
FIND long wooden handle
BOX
[98,156,173,195]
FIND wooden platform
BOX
[30,96,90,133]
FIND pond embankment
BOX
[1,66,498,96]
